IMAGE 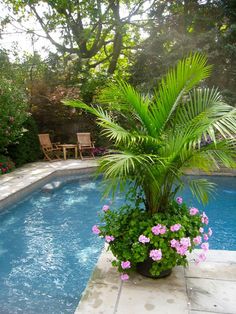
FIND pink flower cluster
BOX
[193,235,202,245]
[102,205,110,212]
[92,225,100,234]
[201,212,209,225]
[176,197,183,204]
[149,249,162,261]
[189,207,199,216]
[105,235,115,243]
[138,235,150,243]
[170,223,181,232]
[120,273,129,281]
[152,224,166,235]
[201,242,209,251]
[195,252,207,264]
[121,261,131,269]
[170,237,191,256]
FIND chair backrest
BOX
[38,134,53,149]
[76,133,92,146]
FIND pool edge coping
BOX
[0,163,98,211]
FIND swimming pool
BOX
[0,173,235,313]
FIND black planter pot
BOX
[136,258,172,279]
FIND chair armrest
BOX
[52,142,61,149]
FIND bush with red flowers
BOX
[0,155,15,175]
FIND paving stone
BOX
[190,311,224,314]
[74,281,120,314]
[188,250,236,264]
[116,279,188,314]
[115,267,188,314]
[89,249,120,286]
[185,262,236,281]
[187,278,236,313]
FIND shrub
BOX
[0,78,28,152]
[0,155,15,175]
[7,117,42,167]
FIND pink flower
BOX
[138,235,150,244]
[195,252,207,265]
[199,252,207,261]
[176,197,183,204]
[199,227,204,233]
[159,226,167,234]
[105,235,115,243]
[92,225,100,234]
[170,224,181,232]
[189,207,199,216]
[121,261,131,269]
[208,227,213,237]
[149,249,162,261]
[152,224,166,235]
[180,237,191,247]
[193,236,202,245]
[201,212,209,225]
[151,224,161,235]
[176,245,188,256]
[203,234,209,241]
[102,205,110,212]
[170,239,179,248]
[201,242,209,251]
[120,273,129,281]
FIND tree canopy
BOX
[5,0,155,74]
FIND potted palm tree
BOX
[64,53,236,279]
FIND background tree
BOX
[5,0,154,74]
[131,0,236,106]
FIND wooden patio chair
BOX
[76,133,95,160]
[38,134,62,161]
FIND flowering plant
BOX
[93,198,212,280]
[0,156,15,175]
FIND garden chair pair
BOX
[38,133,95,161]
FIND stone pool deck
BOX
[0,159,98,209]
[0,160,236,314]
[76,248,236,314]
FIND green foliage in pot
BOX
[93,199,210,278]
[64,53,236,277]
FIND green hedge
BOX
[7,117,42,167]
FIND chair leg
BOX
[91,150,95,159]
[79,149,84,160]
[43,152,53,161]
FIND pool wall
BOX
[0,161,98,211]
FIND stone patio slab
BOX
[187,277,236,314]
[185,261,236,281]
[74,281,120,314]
[116,268,189,314]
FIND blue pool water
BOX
[0,174,124,314]
[183,175,236,251]
[0,173,235,313]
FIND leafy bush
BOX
[93,198,211,278]
[7,117,42,167]
[0,155,15,175]
[0,78,28,152]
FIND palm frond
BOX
[188,178,216,204]
[151,53,212,135]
